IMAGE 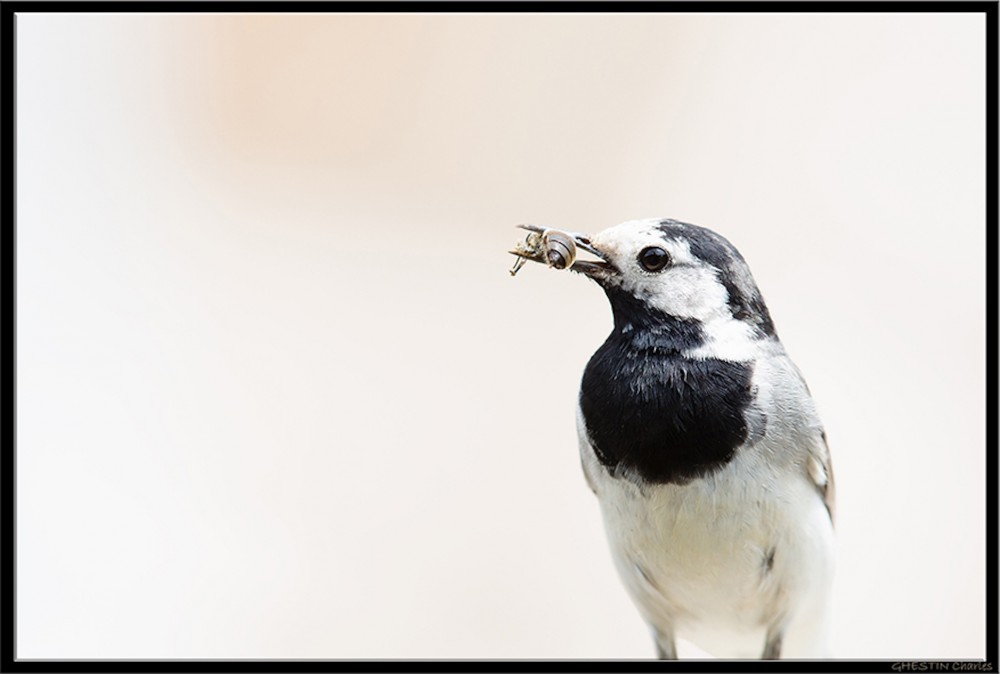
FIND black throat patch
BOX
[579,300,754,484]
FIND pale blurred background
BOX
[16,12,986,659]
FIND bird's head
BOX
[513,218,777,354]
[579,219,775,336]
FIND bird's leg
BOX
[653,629,677,660]
[762,626,784,660]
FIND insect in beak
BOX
[509,225,614,278]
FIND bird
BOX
[510,218,836,659]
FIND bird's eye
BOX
[637,247,670,272]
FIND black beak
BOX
[569,236,615,279]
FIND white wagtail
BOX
[510,218,836,659]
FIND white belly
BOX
[582,434,836,658]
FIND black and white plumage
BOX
[513,218,835,659]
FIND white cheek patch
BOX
[616,237,729,323]
[638,266,730,322]
[647,268,761,361]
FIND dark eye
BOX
[638,246,670,272]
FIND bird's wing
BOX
[811,432,836,526]
[773,350,836,526]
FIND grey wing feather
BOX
[769,350,836,526]
[818,432,836,525]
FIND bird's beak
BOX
[509,225,616,279]
[569,237,615,279]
